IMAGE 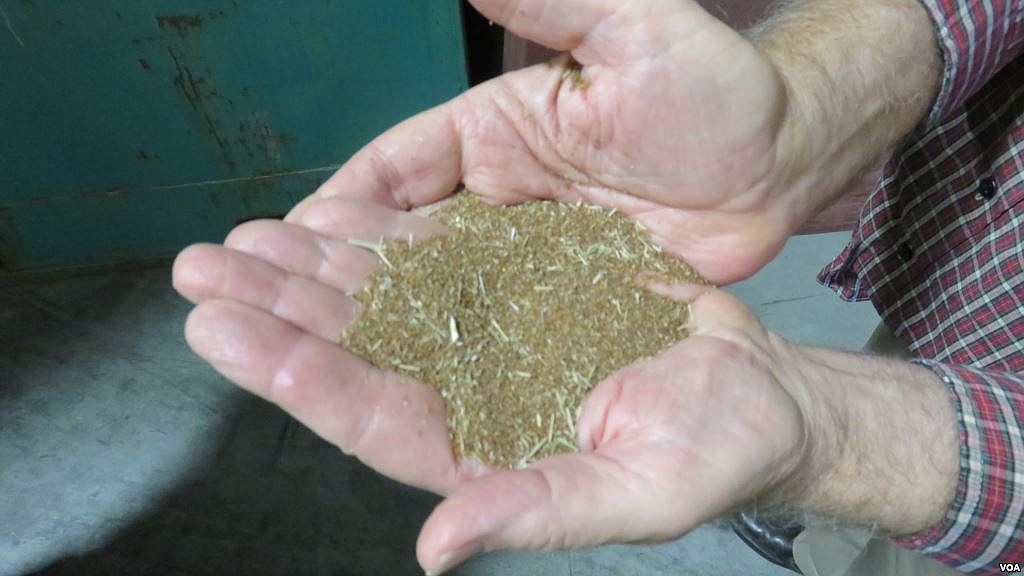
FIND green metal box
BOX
[0,1,468,277]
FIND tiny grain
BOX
[341,192,706,469]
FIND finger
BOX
[185,299,480,494]
[639,275,710,302]
[417,444,692,574]
[468,0,620,53]
[289,103,464,216]
[286,197,449,243]
[173,244,358,342]
[642,280,763,339]
[224,219,380,295]
[225,200,447,294]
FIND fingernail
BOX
[426,544,481,576]
[425,553,446,569]
[425,552,455,576]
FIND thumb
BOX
[644,280,762,336]
[467,0,621,52]
[416,447,686,574]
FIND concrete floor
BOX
[0,232,879,576]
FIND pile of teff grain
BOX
[341,192,705,469]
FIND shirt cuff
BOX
[891,360,1024,575]
[914,0,1024,127]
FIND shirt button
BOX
[897,242,915,262]
[976,177,998,200]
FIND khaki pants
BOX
[792,324,961,576]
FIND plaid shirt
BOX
[817,1,1024,573]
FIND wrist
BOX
[768,341,959,535]
[750,0,941,232]
[754,332,833,508]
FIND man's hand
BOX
[173,201,492,495]
[414,283,960,575]
[175,207,958,575]
[174,0,952,573]
[284,0,939,285]
[174,211,812,572]
[415,283,813,574]
[289,0,789,284]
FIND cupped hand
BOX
[173,199,491,495]
[292,0,803,285]
[414,283,808,574]
[175,0,814,572]
[174,205,808,573]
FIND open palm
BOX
[175,0,810,573]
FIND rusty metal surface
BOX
[0,1,468,274]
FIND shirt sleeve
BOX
[916,0,1024,126]
[891,361,1024,575]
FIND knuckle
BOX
[224,220,268,251]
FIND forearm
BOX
[752,0,942,231]
[771,339,959,535]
